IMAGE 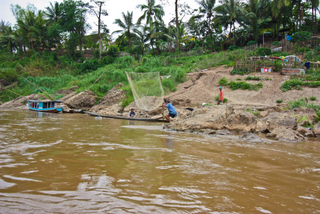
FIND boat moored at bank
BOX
[27,100,64,113]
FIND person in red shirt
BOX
[217,87,224,105]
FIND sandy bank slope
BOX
[166,65,320,107]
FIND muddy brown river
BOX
[0,109,319,213]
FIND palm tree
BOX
[133,25,150,55]
[0,26,17,53]
[30,11,48,51]
[45,2,62,49]
[165,23,186,52]
[309,0,319,33]
[137,0,165,28]
[214,0,246,41]
[270,0,290,37]
[149,21,166,54]
[244,0,272,41]
[113,11,135,49]
[0,20,11,34]
[45,2,61,24]
[16,9,38,50]
[196,0,216,37]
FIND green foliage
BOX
[228,45,238,51]
[276,100,283,103]
[304,50,320,62]
[246,109,260,116]
[281,78,320,92]
[0,68,18,83]
[162,78,177,92]
[106,45,120,58]
[247,41,257,46]
[79,59,99,74]
[245,75,260,80]
[272,41,280,46]
[120,86,134,110]
[290,31,313,43]
[214,95,228,103]
[229,81,263,91]
[310,96,317,101]
[101,56,115,65]
[114,56,135,69]
[226,61,234,67]
[93,50,100,59]
[231,68,252,75]
[287,98,320,124]
[218,77,228,85]
[256,48,271,56]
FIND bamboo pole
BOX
[88,69,108,90]
[2,87,24,97]
[19,75,54,100]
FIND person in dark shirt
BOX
[128,107,136,118]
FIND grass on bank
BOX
[287,98,320,125]
[1,49,250,105]
[218,77,263,91]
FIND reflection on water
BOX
[0,109,320,213]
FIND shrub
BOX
[107,45,120,58]
[79,58,99,74]
[290,31,313,43]
[247,41,257,46]
[228,45,238,51]
[101,55,115,65]
[246,109,260,116]
[214,95,228,103]
[226,61,234,67]
[310,96,317,101]
[245,75,261,80]
[229,81,263,91]
[219,77,228,85]
[272,41,280,46]
[231,68,252,75]
[276,100,283,103]
[0,68,18,83]
[256,47,271,56]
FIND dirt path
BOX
[166,66,320,108]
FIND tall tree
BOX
[0,26,17,53]
[137,0,165,28]
[244,0,271,41]
[133,25,150,55]
[214,0,245,40]
[270,0,290,37]
[59,0,89,57]
[196,0,216,38]
[45,2,62,24]
[45,2,63,49]
[113,11,135,49]
[88,0,108,61]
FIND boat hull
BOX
[86,111,168,122]
[28,107,63,113]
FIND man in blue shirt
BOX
[160,99,177,122]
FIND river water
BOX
[0,109,319,213]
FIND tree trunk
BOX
[175,0,179,50]
[315,8,318,33]
[98,2,102,61]
[128,30,131,49]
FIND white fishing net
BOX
[126,71,164,111]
